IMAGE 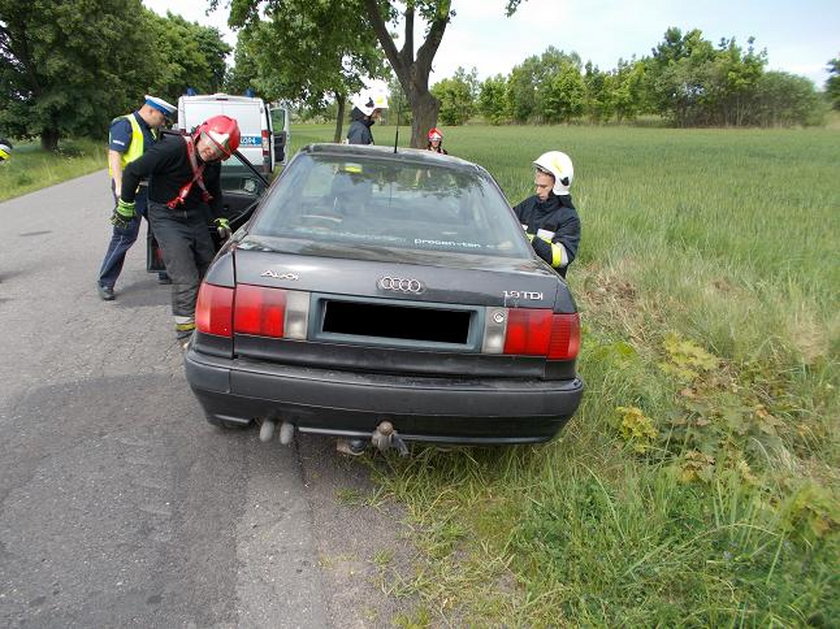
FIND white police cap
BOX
[144,95,176,118]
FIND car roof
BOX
[300,143,487,176]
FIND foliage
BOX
[225,0,388,110]
[753,71,826,127]
[222,1,529,146]
[0,0,231,149]
[540,60,585,123]
[477,74,509,125]
[145,11,230,98]
[827,57,840,110]
[506,47,582,124]
[0,0,153,149]
[430,67,477,125]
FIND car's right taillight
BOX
[484,307,579,360]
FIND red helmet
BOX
[428,127,443,141]
[195,115,240,160]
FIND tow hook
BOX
[372,420,409,457]
[259,419,295,445]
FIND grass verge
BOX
[0,138,106,202]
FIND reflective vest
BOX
[108,113,156,176]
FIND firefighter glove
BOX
[215,217,232,240]
[110,199,136,229]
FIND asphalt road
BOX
[0,172,412,627]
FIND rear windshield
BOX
[249,153,531,258]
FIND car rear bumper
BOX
[184,349,584,444]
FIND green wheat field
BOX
[293,124,839,626]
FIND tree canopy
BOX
[221,0,526,146]
[0,0,230,149]
[1,0,153,149]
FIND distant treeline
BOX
[419,28,833,128]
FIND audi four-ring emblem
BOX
[377,276,425,294]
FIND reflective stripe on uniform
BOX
[108,114,155,176]
[536,232,569,268]
[175,315,195,333]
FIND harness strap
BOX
[166,135,214,209]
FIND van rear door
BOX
[270,107,289,165]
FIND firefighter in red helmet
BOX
[426,127,447,154]
[115,115,241,347]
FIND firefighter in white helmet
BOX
[346,90,389,145]
[512,151,581,278]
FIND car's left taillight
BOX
[483,307,580,361]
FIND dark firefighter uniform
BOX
[121,134,224,338]
[512,193,581,278]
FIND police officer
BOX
[114,115,240,347]
[96,95,176,300]
[512,151,581,278]
[0,137,12,163]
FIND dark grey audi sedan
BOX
[184,143,583,447]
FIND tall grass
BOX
[0,138,106,202]
[288,124,839,625]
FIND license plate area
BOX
[314,296,480,350]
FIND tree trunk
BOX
[408,89,439,148]
[333,93,346,143]
[41,128,60,151]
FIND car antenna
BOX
[393,89,402,154]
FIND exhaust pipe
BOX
[259,419,295,445]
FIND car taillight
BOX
[232,284,310,340]
[547,312,580,360]
[262,130,270,157]
[487,307,580,360]
[195,283,234,337]
[234,284,286,337]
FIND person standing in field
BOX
[96,95,176,300]
[426,127,448,154]
[512,151,580,278]
[346,90,389,145]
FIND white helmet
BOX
[533,151,574,196]
[352,90,389,116]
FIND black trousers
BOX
[147,201,215,321]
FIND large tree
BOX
[225,1,388,142]
[145,11,231,98]
[220,1,524,147]
[0,0,152,149]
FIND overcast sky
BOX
[143,0,838,89]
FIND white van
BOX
[175,93,289,174]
